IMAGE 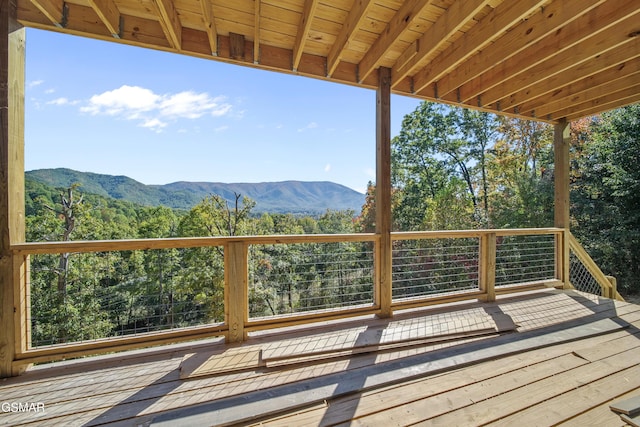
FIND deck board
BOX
[1,289,639,427]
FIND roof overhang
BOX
[16,0,640,123]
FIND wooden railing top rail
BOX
[11,233,379,255]
[11,228,563,255]
[391,228,563,241]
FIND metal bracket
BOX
[56,2,69,29]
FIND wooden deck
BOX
[1,289,640,426]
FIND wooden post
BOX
[479,233,496,302]
[554,121,570,289]
[376,67,392,318]
[0,0,25,378]
[225,241,247,343]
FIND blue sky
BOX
[25,29,423,193]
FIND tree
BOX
[571,105,640,295]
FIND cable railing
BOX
[10,227,619,368]
[568,232,622,300]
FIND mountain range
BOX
[25,168,366,214]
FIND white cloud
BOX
[324,163,332,172]
[80,85,233,132]
[47,97,69,105]
[298,121,318,132]
[28,80,44,88]
[45,88,56,94]
[46,97,79,106]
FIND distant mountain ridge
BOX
[26,168,365,214]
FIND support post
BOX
[225,241,247,343]
[479,233,496,302]
[554,120,570,289]
[0,0,25,378]
[376,67,392,318]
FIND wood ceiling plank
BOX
[523,59,640,118]
[437,0,606,100]
[357,0,432,83]
[393,0,491,88]
[154,0,182,49]
[199,0,218,55]
[28,0,65,27]
[404,0,545,91]
[293,0,319,71]
[87,0,120,37]
[477,11,640,108]
[326,0,374,77]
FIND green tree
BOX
[572,105,640,295]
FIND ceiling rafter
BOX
[435,0,607,101]
[564,85,640,121]
[456,0,632,106]
[357,0,432,83]
[392,0,492,88]
[28,0,65,27]
[293,0,318,71]
[404,0,546,91]
[153,0,182,50]
[254,0,260,63]
[478,12,640,108]
[326,0,374,78]
[86,0,121,38]
[499,38,640,115]
[523,59,640,117]
[534,72,640,118]
[200,0,218,55]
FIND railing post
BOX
[376,67,393,318]
[479,233,496,302]
[1,7,25,377]
[606,276,617,300]
[555,229,570,289]
[225,241,248,343]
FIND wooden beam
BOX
[404,0,545,91]
[253,0,260,63]
[199,0,218,55]
[518,58,640,117]
[482,10,640,107]
[357,0,432,83]
[292,0,318,71]
[500,40,640,117]
[435,0,606,101]
[533,71,640,119]
[153,0,181,50]
[0,0,25,378]
[376,67,392,318]
[28,0,65,27]
[394,0,492,90]
[561,83,640,122]
[86,0,120,38]
[326,0,373,78]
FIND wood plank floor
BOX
[1,289,639,427]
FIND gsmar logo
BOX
[1,402,46,413]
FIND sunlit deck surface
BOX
[2,288,640,427]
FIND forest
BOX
[24,102,639,347]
